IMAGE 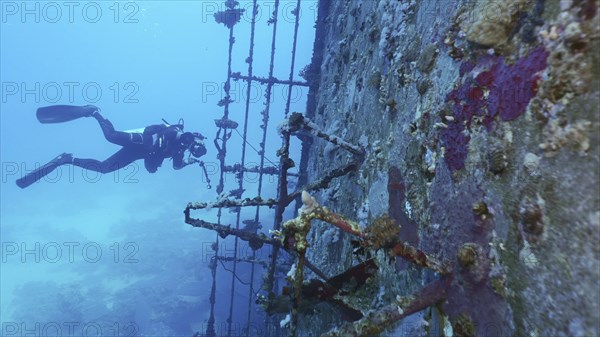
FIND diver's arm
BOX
[173,151,185,170]
[173,151,199,170]
[185,157,200,165]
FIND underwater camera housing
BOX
[181,132,207,158]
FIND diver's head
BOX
[181,132,207,158]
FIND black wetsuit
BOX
[71,114,187,173]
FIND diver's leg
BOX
[92,113,143,147]
[15,153,73,188]
[72,147,144,174]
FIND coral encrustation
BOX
[441,47,549,171]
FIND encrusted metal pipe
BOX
[185,214,279,250]
[186,196,279,210]
[231,72,308,86]
[321,278,450,337]
[281,113,364,156]
[390,241,451,275]
[280,192,452,336]
[287,161,359,203]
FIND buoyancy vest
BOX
[138,123,184,172]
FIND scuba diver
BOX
[16,105,207,189]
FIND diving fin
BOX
[16,153,73,189]
[36,105,98,124]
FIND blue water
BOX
[1,1,316,335]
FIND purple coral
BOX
[441,47,549,171]
[487,48,549,121]
[441,122,471,172]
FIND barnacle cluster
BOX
[364,215,400,250]
[465,0,527,48]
